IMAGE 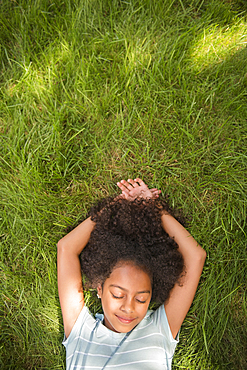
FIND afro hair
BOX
[80,196,185,304]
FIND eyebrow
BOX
[109,284,151,294]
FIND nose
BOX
[121,298,134,313]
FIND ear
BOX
[97,285,102,298]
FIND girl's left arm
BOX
[116,178,206,339]
[161,213,206,339]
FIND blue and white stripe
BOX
[63,304,178,369]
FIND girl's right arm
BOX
[57,217,95,338]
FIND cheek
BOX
[102,296,119,313]
[139,306,149,317]
[136,303,150,318]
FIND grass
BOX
[0,0,246,368]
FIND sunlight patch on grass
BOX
[190,21,247,71]
[5,40,72,102]
[124,37,153,72]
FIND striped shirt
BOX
[63,305,179,369]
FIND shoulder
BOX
[142,305,179,345]
[144,304,167,323]
[63,305,96,347]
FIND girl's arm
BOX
[117,178,206,339]
[162,213,206,339]
[57,217,95,338]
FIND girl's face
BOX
[97,262,152,333]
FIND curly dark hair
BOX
[80,196,185,304]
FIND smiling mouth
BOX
[115,315,136,324]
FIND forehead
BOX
[105,263,152,292]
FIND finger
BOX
[152,191,160,198]
[117,181,126,191]
[134,178,146,187]
[117,182,128,192]
[149,189,161,199]
[150,189,161,194]
[127,179,138,187]
[120,179,134,190]
[122,190,130,199]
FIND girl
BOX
[57,178,206,369]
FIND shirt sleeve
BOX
[151,304,179,357]
[62,305,95,348]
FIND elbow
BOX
[201,248,207,262]
[184,247,206,277]
[192,246,206,266]
[57,239,62,250]
[197,247,206,268]
[57,238,66,253]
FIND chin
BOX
[113,317,140,332]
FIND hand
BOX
[117,178,161,201]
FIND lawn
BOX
[0,0,246,369]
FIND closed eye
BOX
[136,299,146,304]
[111,293,147,303]
[111,293,123,299]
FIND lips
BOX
[115,315,136,324]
